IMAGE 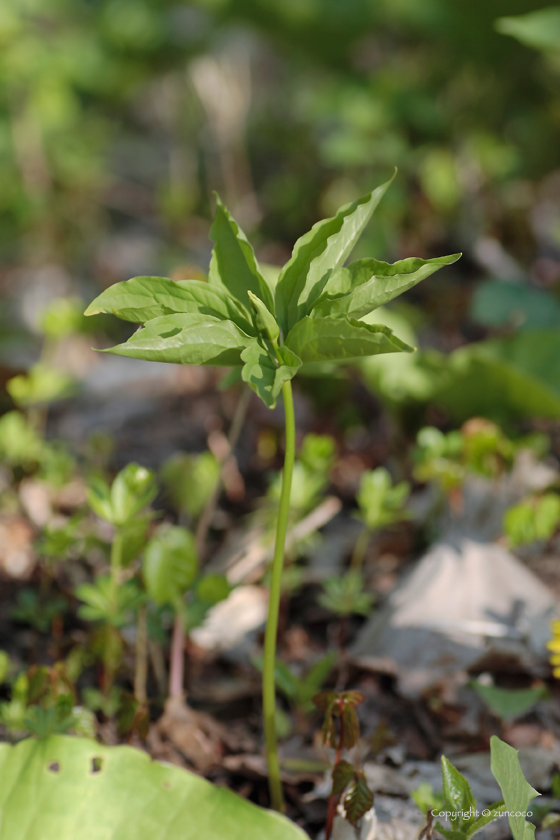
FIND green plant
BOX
[415,736,540,840]
[504,493,560,547]
[471,680,547,721]
[313,690,374,840]
[85,176,459,810]
[77,463,156,697]
[253,650,337,720]
[0,735,307,840]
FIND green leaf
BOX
[161,451,221,519]
[84,276,254,334]
[490,735,540,840]
[343,771,374,827]
[241,342,301,408]
[472,682,547,721]
[142,526,199,607]
[76,577,143,627]
[102,313,253,367]
[0,735,308,840]
[301,652,337,699]
[332,760,356,797]
[275,174,395,335]
[285,316,414,363]
[195,574,232,606]
[209,196,274,314]
[434,826,467,840]
[248,290,280,343]
[504,494,560,548]
[465,802,506,839]
[310,254,460,321]
[110,464,157,527]
[441,756,476,833]
[496,9,560,53]
[428,330,560,424]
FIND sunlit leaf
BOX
[286,316,413,363]
[102,313,253,367]
[311,254,460,321]
[275,174,395,334]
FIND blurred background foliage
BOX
[1,0,560,425]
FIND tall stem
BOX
[109,530,123,613]
[169,607,185,700]
[263,380,295,813]
[134,603,148,706]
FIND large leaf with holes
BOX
[0,735,309,840]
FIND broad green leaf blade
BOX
[102,314,252,366]
[209,197,275,313]
[84,276,255,335]
[143,526,199,607]
[241,342,301,408]
[0,735,308,840]
[310,254,461,321]
[275,173,395,335]
[497,9,560,53]
[490,735,540,840]
[472,683,546,722]
[441,756,476,833]
[465,801,506,839]
[285,316,414,363]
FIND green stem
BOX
[105,529,123,698]
[263,380,295,813]
[109,530,123,615]
[350,527,370,573]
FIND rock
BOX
[351,536,558,696]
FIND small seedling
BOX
[504,493,560,548]
[85,174,460,810]
[415,736,539,840]
[252,650,337,722]
[313,690,374,840]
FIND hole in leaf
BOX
[91,757,103,774]
[162,781,171,789]
[47,761,60,773]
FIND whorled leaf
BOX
[310,254,461,321]
[209,196,274,314]
[275,174,395,335]
[101,313,253,367]
[241,342,301,408]
[84,276,255,335]
[285,316,414,363]
[0,735,308,840]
